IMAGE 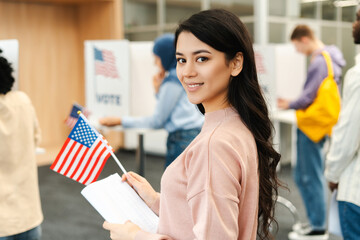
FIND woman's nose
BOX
[182,62,197,78]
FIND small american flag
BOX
[94,47,119,79]
[51,113,113,185]
[64,103,90,129]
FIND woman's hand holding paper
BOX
[103,220,140,240]
[122,171,159,210]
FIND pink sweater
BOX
[136,107,259,240]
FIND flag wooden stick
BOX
[77,111,127,175]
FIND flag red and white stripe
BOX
[51,114,113,185]
[64,117,78,129]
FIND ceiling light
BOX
[301,0,328,3]
[333,0,359,7]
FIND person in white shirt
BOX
[0,49,43,239]
[325,8,360,240]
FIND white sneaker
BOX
[288,228,329,240]
[292,222,311,233]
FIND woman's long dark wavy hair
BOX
[0,49,15,94]
[175,9,281,239]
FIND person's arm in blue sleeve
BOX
[122,81,183,129]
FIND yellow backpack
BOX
[296,51,341,143]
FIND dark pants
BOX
[339,201,360,240]
[0,225,41,240]
[165,128,201,168]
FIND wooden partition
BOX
[0,0,123,165]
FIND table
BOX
[271,109,297,166]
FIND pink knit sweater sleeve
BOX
[185,137,243,239]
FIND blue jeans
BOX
[166,128,201,168]
[0,225,41,240]
[338,201,360,240]
[294,128,326,230]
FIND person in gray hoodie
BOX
[278,25,346,240]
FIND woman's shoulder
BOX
[8,90,32,103]
[216,115,252,137]
[213,119,256,155]
[0,91,33,120]
[192,118,254,153]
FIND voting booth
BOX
[85,40,130,120]
[254,44,306,111]
[254,44,306,165]
[85,40,167,155]
[125,42,167,154]
[85,41,306,161]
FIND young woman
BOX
[103,9,281,240]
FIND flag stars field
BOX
[70,120,98,148]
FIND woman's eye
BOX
[177,58,186,64]
[197,57,208,62]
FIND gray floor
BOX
[38,149,342,240]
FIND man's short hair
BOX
[290,25,315,41]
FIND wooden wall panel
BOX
[0,1,81,149]
[0,0,124,164]
[77,0,122,40]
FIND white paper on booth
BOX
[81,173,159,233]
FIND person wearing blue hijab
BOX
[100,34,204,168]
[153,33,177,71]
[152,34,180,94]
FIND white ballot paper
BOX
[328,190,342,237]
[81,173,159,233]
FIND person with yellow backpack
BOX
[277,25,345,240]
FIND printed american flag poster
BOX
[51,114,112,185]
[84,40,130,122]
[94,47,119,79]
